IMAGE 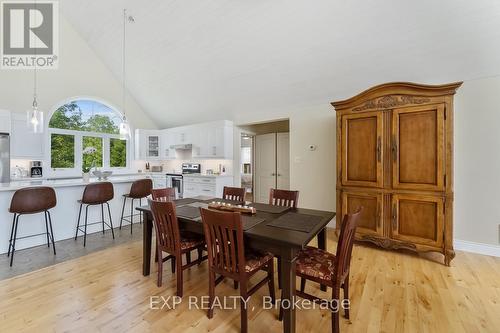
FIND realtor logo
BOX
[1,1,59,69]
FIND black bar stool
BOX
[75,182,115,247]
[119,179,152,233]
[8,186,57,266]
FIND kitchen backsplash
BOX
[160,159,233,175]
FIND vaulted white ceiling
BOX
[62,0,500,127]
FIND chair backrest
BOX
[129,179,153,199]
[81,182,114,204]
[149,199,181,253]
[222,186,246,202]
[269,188,299,208]
[334,208,363,286]
[151,187,176,201]
[200,208,245,276]
[9,186,57,214]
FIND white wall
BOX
[0,16,156,137]
[454,76,500,246]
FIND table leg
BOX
[318,227,327,292]
[142,211,153,276]
[281,249,297,333]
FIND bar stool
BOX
[7,186,57,266]
[119,179,152,234]
[75,182,115,247]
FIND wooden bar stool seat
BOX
[74,182,115,247]
[120,179,152,233]
[7,186,57,266]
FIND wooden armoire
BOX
[332,82,462,265]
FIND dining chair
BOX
[148,199,206,295]
[279,208,363,333]
[269,188,299,208]
[222,186,246,202]
[200,208,276,333]
[151,187,176,201]
[269,188,299,288]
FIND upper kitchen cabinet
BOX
[192,121,233,159]
[10,112,44,159]
[135,129,163,160]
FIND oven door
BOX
[170,177,183,199]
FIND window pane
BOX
[49,100,121,134]
[110,138,127,167]
[51,134,75,168]
[83,136,103,169]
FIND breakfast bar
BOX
[0,176,149,254]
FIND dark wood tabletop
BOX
[137,197,335,333]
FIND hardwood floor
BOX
[0,228,499,332]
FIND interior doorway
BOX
[239,119,290,203]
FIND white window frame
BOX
[45,97,133,178]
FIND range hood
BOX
[170,143,192,150]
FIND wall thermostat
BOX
[308,144,317,151]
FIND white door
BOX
[277,132,290,190]
[254,133,276,203]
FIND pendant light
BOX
[119,9,134,140]
[27,0,43,133]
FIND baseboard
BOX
[454,239,500,257]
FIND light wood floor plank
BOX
[0,229,499,332]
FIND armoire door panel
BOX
[392,104,445,191]
[342,111,383,188]
[391,194,444,247]
[342,190,383,237]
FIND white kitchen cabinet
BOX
[135,129,162,160]
[183,175,233,198]
[192,121,233,159]
[0,110,11,133]
[150,174,167,189]
[161,129,176,160]
[10,112,44,159]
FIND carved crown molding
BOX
[331,81,463,111]
[352,95,431,112]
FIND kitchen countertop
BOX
[0,175,149,192]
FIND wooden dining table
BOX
[137,197,335,333]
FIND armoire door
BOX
[341,111,383,188]
[342,190,383,237]
[392,104,445,191]
[391,194,444,247]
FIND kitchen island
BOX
[0,175,149,254]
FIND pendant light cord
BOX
[33,0,38,108]
[122,8,126,120]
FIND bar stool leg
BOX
[9,214,20,267]
[101,204,105,234]
[119,197,126,230]
[47,210,56,255]
[106,202,115,239]
[75,203,83,240]
[44,211,50,247]
[84,205,89,247]
[130,198,134,234]
[7,213,16,257]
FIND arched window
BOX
[48,99,128,172]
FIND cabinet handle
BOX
[391,137,397,161]
[392,204,397,230]
[271,173,276,176]
[212,146,217,155]
[376,137,381,162]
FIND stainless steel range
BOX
[166,163,201,198]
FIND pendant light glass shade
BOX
[27,97,43,133]
[119,116,130,140]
